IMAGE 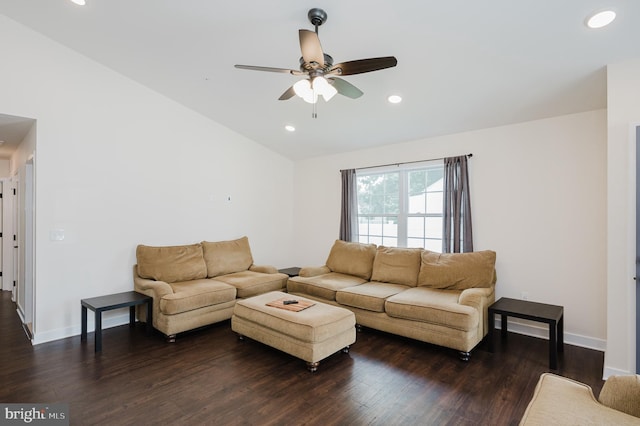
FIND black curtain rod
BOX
[340,153,472,172]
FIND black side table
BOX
[279,267,301,277]
[488,297,564,369]
[81,291,152,352]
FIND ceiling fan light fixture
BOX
[313,76,337,102]
[388,95,402,104]
[293,79,317,103]
[70,0,86,5]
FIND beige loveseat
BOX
[134,237,288,342]
[287,240,496,360]
[520,373,640,425]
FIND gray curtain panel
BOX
[443,156,473,253]
[339,169,357,241]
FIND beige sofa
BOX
[520,373,640,425]
[287,240,496,360]
[134,236,288,342]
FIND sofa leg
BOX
[342,346,350,354]
[166,334,176,343]
[306,361,319,372]
[237,333,245,341]
[459,351,471,362]
[355,324,362,332]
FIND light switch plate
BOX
[50,229,65,241]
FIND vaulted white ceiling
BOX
[1,1,639,160]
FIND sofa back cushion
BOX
[371,246,422,286]
[598,375,640,418]
[326,240,377,280]
[136,244,207,283]
[418,250,496,290]
[202,236,254,277]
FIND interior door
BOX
[1,178,13,293]
[636,125,640,374]
[12,177,18,304]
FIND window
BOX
[356,162,444,251]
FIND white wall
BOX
[0,159,10,177]
[0,14,295,343]
[293,110,607,350]
[605,58,640,376]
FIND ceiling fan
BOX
[235,8,397,110]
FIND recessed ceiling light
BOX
[388,95,402,104]
[70,0,86,5]
[586,10,616,29]
[285,125,295,132]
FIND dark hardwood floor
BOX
[0,291,604,425]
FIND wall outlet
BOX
[521,291,529,301]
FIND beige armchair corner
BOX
[520,373,640,425]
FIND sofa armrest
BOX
[249,264,278,274]
[458,285,495,337]
[299,265,331,277]
[599,375,640,418]
[458,286,495,309]
[133,265,173,298]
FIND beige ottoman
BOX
[231,291,356,372]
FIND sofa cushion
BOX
[136,244,207,284]
[326,240,377,280]
[287,273,367,301]
[202,236,254,277]
[214,270,288,298]
[160,279,237,315]
[336,282,411,313]
[384,287,478,331]
[371,246,422,286]
[418,250,496,290]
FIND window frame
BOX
[355,160,444,250]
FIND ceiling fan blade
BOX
[299,29,324,68]
[329,77,363,99]
[278,86,296,100]
[235,64,304,75]
[328,56,398,76]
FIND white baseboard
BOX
[16,307,26,324]
[32,313,131,345]
[602,366,635,379]
[495,318,606,352]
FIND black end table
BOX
[81,291,152,352]
[488,297,564,369]
[278,267,301,277]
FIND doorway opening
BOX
[0,113,36,341]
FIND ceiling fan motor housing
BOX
[299,54,333,72]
